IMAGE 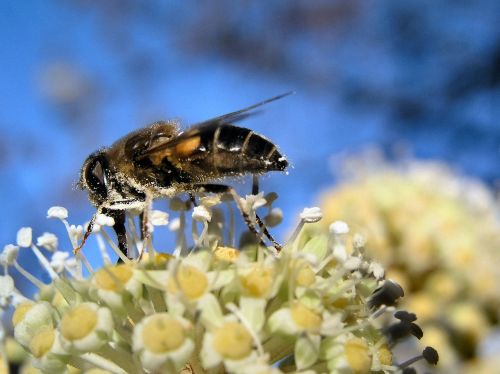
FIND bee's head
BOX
[79,150,110,207]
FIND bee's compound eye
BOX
[84,154,109,199]
[92,160,107,187]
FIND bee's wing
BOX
[191,91,293,128]
[138,92,293,159]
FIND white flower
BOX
[132,313,194,372]
[13,302,55,347]
[17,227,33,248]
[90,264,143,309]
[268,302,323,336]
[50,251,69,273]
[29,327,67,373]
[36,233,58,252]
[192,205,212,222]
[300,207,323,223]
[58,302,113,352]
[95,214,115,227]
[201,320,258,371]
[0,244,20,265]
[47,206,68,220]
[329,220,350,235]
[150,210,169,226]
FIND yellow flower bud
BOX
[94,264,133,292]
[240,265,273,298]
[345,337,371,373]
[213,322,253,360]
[60,305,97,341]
[291,303,322,332]
[29,326,55,358]
[142,314,186,353]
[167,265,208,300]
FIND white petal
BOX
[14,302,55,347]
[268,308,299,335]
[198,293,224,330]
[240,297,266,332]
[47,206,68,220]
[200,332,222,369]
[295,334,321,370]
[17,227,32,247]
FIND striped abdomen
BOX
[168,123,288,182]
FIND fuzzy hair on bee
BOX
[77,93,292,258]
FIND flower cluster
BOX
[1,192,437,373]
[315,155,499,373]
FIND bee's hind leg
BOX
[195,184,282,253]
[251,175,283,252]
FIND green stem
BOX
[147,285,168,312]
[98,344,138,373]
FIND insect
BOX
[77,93,291,258]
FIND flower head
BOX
[1,196,437,373]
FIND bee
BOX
[77,93,291,258]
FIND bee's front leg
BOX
[102,208,129,262]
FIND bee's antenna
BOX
[73,208,100,255]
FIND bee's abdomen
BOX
[208,124,288,174]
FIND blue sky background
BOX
[1,1,499,290]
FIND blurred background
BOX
[1,1,499,372]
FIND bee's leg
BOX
[188,193,198,207]
[250,175,282,251]
[139,212,145,239]
[102,209,129,262]
[140,194,154,258]
[252,175,259,195]
[255,215,282,252]
[195,184,282,252]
